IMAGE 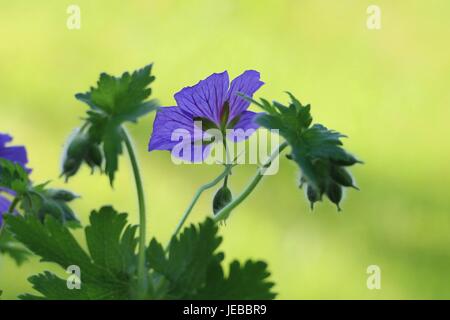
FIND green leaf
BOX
[0,158,80,225]
[8,210,276,300]
[6,206,138,300]
[147,218,276,300]
[255,93,312,144]
[148,218,222,298]
[196,260,276,300]
[19,187,80,226]
[68,64,158,184]
[21,272,88,300]
[7,212,91,269]
[0,158,30,194]
[0,228,30,265]
[85,207,138,275]
[75,64,157,121]
[251,93,361,210]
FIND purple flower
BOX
[0,133,30,225]
[148,70,264,161]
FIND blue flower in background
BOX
[148,70,264,161]
[0,133,30,226]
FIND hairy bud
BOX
[46,189,79,202]
[85,143,103,172]
[330,165,356,188]
[61,130,103,181]
[61,133,89,181]
[213,185,232,215]
[306,184,321,210]
[326,182,343,211]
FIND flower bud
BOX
[66,134,89,159]
[306,184,320,210]
[85,143,103,171]
[62,158,82,181]
[213,185,232,215]
[46,189,79,202]
[331,153,362,167]
[38,199,64,222]
[326,182,343,211]
[330,165,356,188]
[61,133,89,181]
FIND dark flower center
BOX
[193,101,240,134]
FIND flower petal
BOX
[0,133,13,148]
[148,107,214,162]
[0,146,28,167]
[0,187,16,196]
[226,111,261,142]
[174,71,229,125]
[148,107,196,151]
[0,133,31,172]
[226,70,264,121]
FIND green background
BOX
[1,0,449,299]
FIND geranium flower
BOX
[0,133,30,226]
[148,70,264,161]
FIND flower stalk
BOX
[213,141,289,222]
[122,128,148,299]
[8,197,20,214]
[168,163,233,247]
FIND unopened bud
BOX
[213,185,232,215]
[331,153,362,167]
[330,166,356,188]
[306,184,320,210]
[67,134,89,159]
[85,143,103,171]
[326,182,343,211]
[61,158,82,181]
[46,189,79,202]
[61,133,89,180]
[38,199,64,222]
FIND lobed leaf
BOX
[66,64,158,185]
[0,229,30,265]
[147,218,276,300]
[251,93,361,210]
[76,64,157,121]
[6,206,137,300]
[8,209,276,300]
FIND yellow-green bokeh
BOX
[0,0,449,299]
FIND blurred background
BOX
[0,0,449,299]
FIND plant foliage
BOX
[6,207,276,300]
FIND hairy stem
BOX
[122,128,148,299]
[168,164,233,249]
[213,141,289,222]
[222,138,231,188]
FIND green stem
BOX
[8,197,20,214]
[213,141,289,222]
[122,128,148,299]
[222,138,231,188]
[168,164,233,249]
